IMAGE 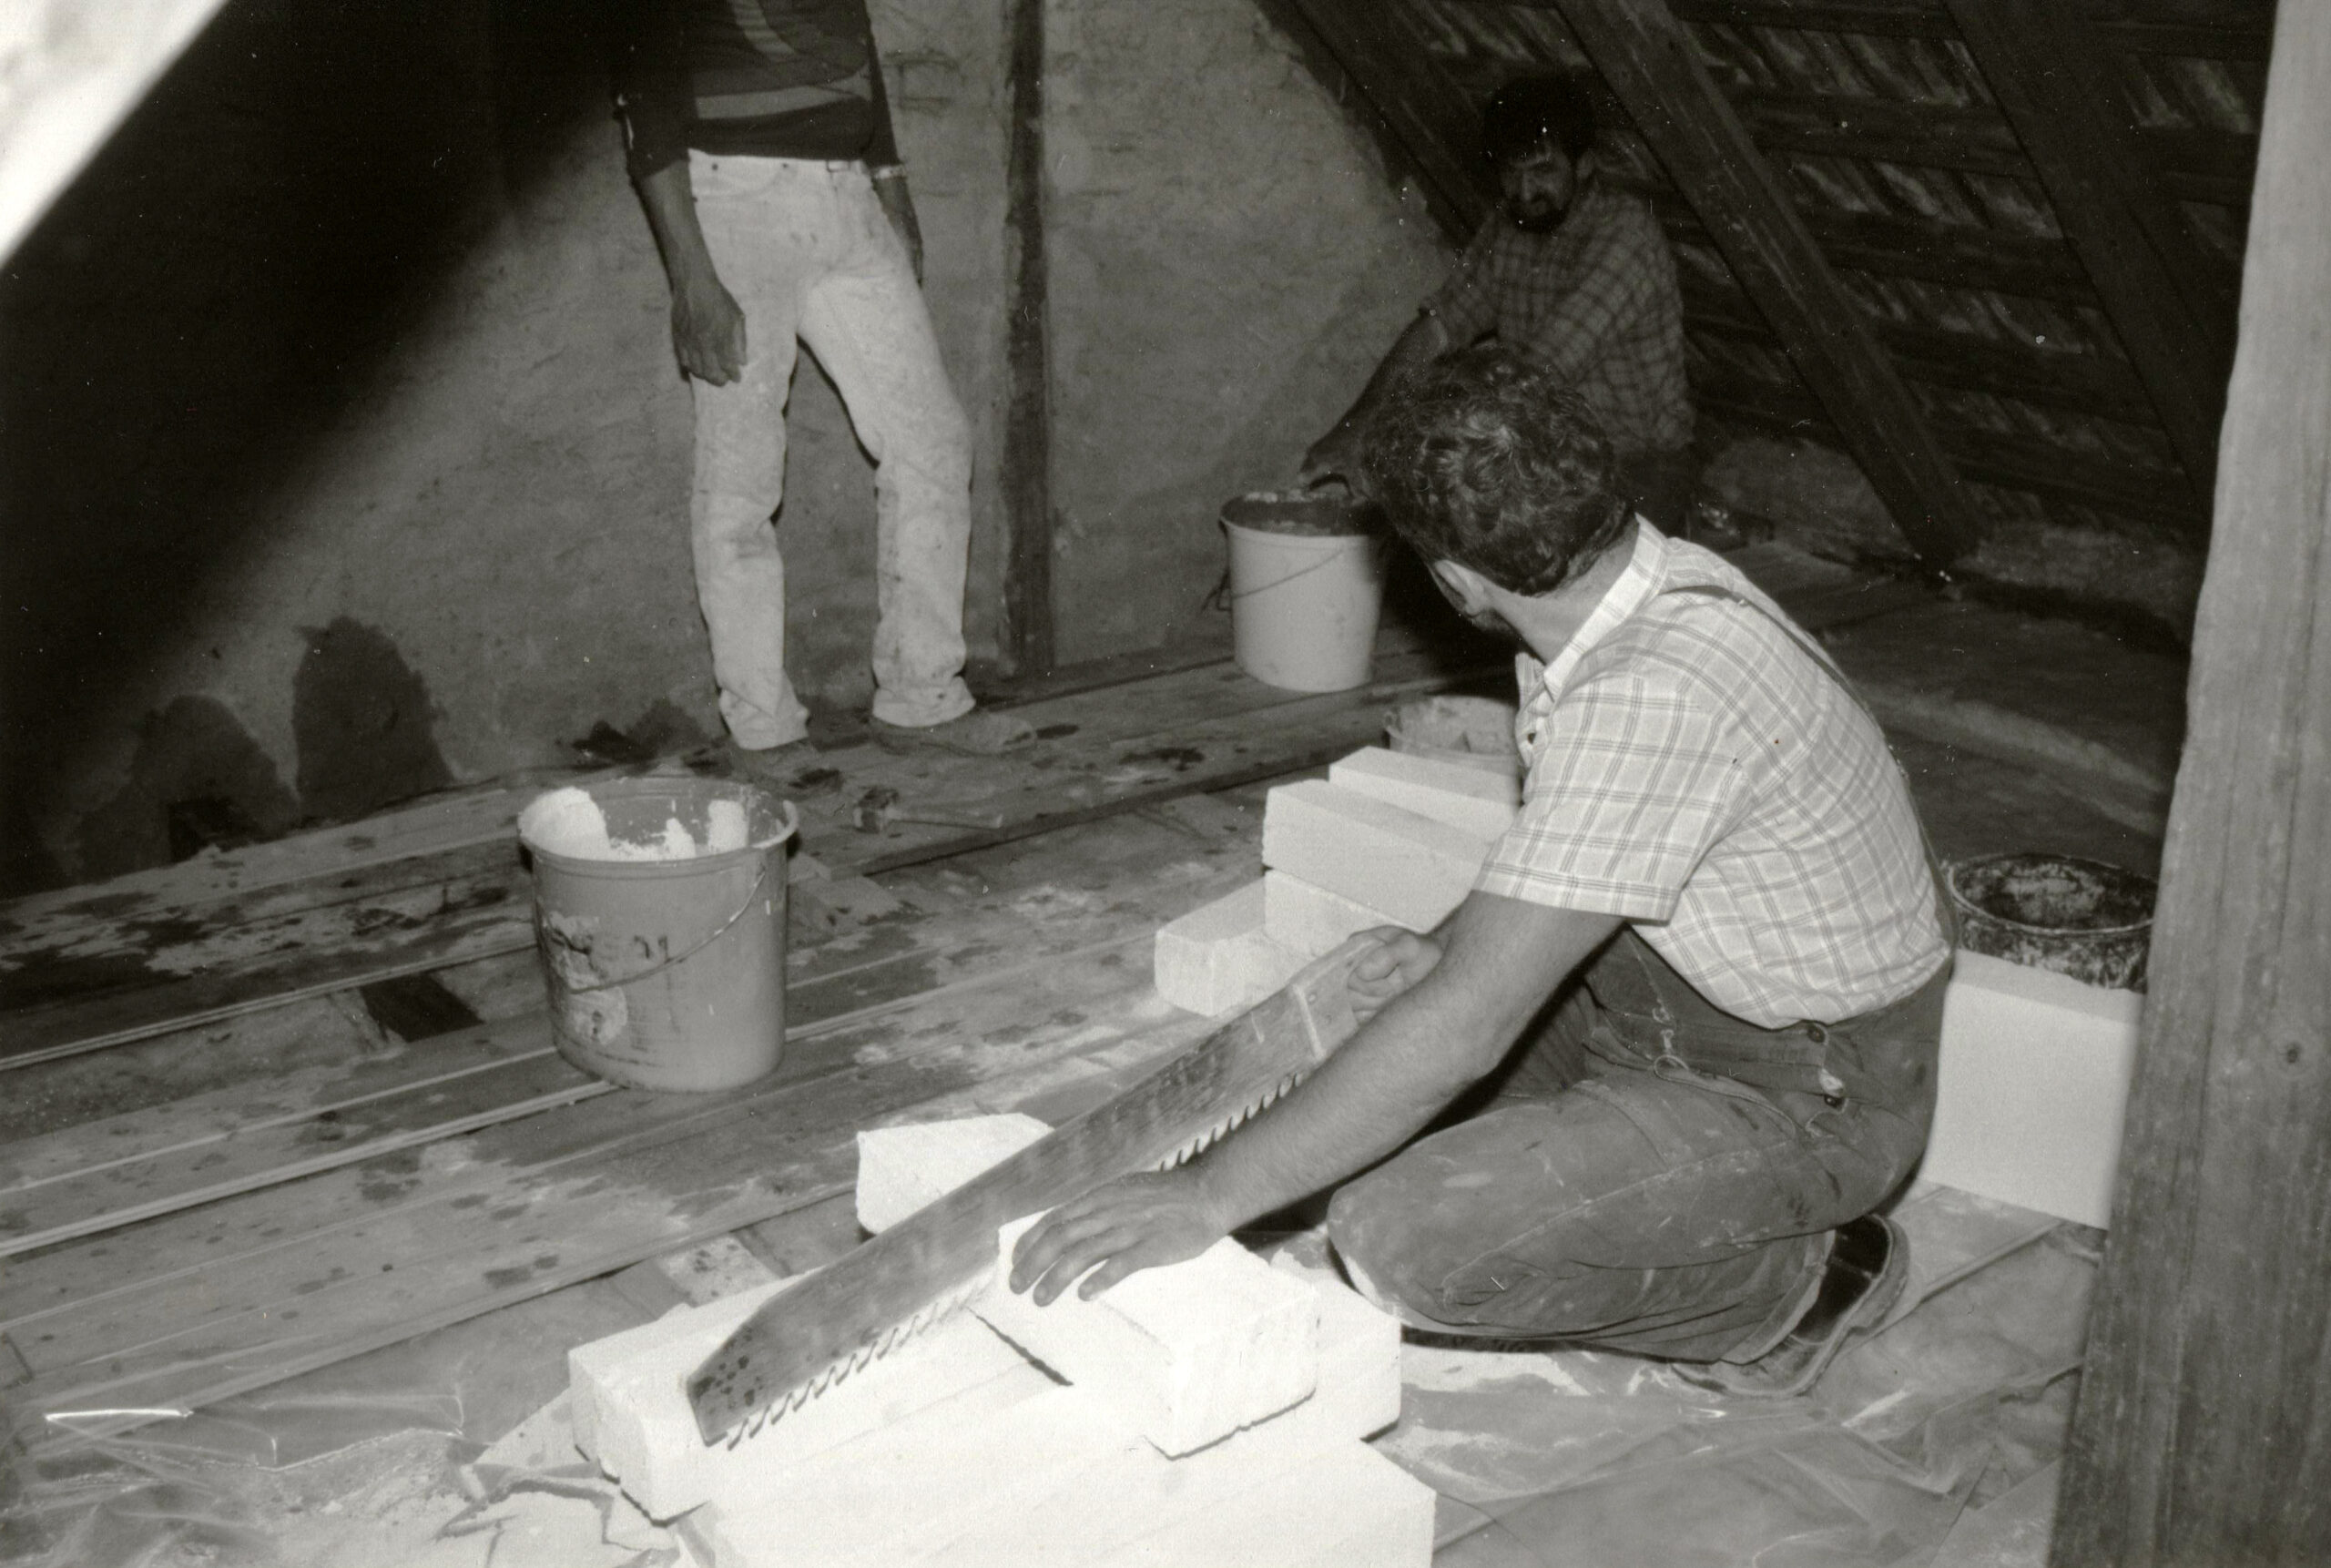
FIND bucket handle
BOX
[543,799,797,994]
[552,854,777,994]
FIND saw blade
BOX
[684,936,1369,1445]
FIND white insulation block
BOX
[1153,879,1307,1015]
[1091,1442,1437,1568]
[1328,746,1521,840]
[1921,950,2142,1228]
[976,1216,1318,1456]
[854,1112,1052,1234]
[1264,870,1410,954]
[1261,779,1492,932]
[682,1374,1089,1568]
[569,1277,1033,1522]
[1273,1253,1403,1440]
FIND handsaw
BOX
[685,934,1372,1445]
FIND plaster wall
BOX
[1043,0,1451,662]
[1,0,1007,885]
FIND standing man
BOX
[1301,75,1695,533]
[614,1,1029,757]
[1013,348,1949,1397]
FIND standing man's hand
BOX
[635,160,748,385]
[873,169,924,283]
[671,270,748,385]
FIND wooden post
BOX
[1001,0,1054,677]
[1945,0,2233,510]
[2051,5,2331,1563]
[1550,0,1983,568]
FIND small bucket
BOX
[1221,496,1386,694]
[1946,851,2157,992]
[517,779,798,1092]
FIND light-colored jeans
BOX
[688,152,977,748]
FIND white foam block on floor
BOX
[855,1112,1052,1234]
[920,1394,1427,1567]
[1921,950,2142,1229]
[1273,1253,1403,1440]
[1261,779,1492,932]
[1153,879,1308,1016]
[1090,1441,1437,1568]
[1263,869,1410,954]
[1328,746,1521,840]
[569,1276,1033,1522]
[975,1215,1318,1456]
[681,1372,1094,1568]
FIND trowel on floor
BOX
[684,936,1373,1445]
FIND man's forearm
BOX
[635,159,720,291]
[1332,312,1450,439]
[1190,895,1619,1230]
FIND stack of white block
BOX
[1153,746,1522,1015]
[567,1115,1430,1568]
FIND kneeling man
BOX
[1011,346,1952,1394]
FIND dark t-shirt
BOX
[613,0,901,180]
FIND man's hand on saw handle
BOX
[1346,925,1442,1021]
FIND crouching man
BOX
[1010,346,1951,1395]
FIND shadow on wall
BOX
[0,0,623,892]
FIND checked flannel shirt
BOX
[1478,522,1948,1027]
[1428,181,1693,456]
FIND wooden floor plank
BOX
[0,807,1255,1257]
[6,942,1213,1443]
[0,646,1476,1070]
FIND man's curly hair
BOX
[1362,346,1631,596]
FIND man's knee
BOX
[1324,1162,1476,1326]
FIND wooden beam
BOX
[1553,0,1982,566]
[1280,0,1495,241]
[1946,0,2235,503]
[1663,0,1953,39]
[2053,5,2331,1560]
[1001,0,1054,677]
[1734,88,2032,179]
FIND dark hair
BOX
[1481,75,1597,168]
[1363,346,1629,596]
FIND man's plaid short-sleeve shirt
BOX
[1478,524,1948,1026]
[1429,181,1693,455]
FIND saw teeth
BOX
[731,1070,1318,1435]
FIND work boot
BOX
[1679,1214,1909,1399]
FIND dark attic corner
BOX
[2,2,2324,1567]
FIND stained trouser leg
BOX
[793,171,975,729]
[1328,973,1927,1363]
[687,154,816,748]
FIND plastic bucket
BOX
[517,779,798,1092]
[1223,518,1386,693]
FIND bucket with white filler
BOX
[517,779,797,1093]
[1221,490,1386,693]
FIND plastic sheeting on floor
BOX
[0,1187,2092,1568]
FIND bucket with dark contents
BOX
[518,779,798,1092]
[1945,851,2157,992]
